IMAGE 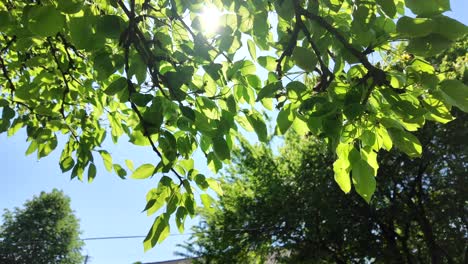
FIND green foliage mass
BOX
[178,39,468,263]
[179,117,467,262]
[0,189,84,264]
[0,0,467,248]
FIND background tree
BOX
[0,0,467,248]
[178,39,468,263]
[0,189,84,264]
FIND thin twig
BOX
[47,38,71,120]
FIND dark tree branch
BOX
[1,35,16,53]
[120,2,183,183]
[0,56,15,92]
[47,38,72,120]
[296,14,335,92]
[117,0,179,102]
[276,20,300,79]
[298,6,390,101]
[0,36,17,93]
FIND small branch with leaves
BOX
[120,4,184,183]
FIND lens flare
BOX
[200,5,221,34]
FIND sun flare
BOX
[200,5,222,34]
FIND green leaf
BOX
[200,194,214,212]
[0,11,13,31]
[57,0,84,14]
[247,39,256,61]
[206,178,223,196]
[360,148,379,176]
[286,81,307,102]
[388,128,422,158]
[407,34,452,57]
[165,192,179,215]
[131,164,156,179]
[275,0,295,20]
[212,136,230,161]
[113,164,127,179]
[333,151,352,194]
[239,60,256,75]
[87,163,97,183]
[144,188,169,216]
[96,15,125,39]
[184,193,196,216]
[131,93,153,107]
[194,174,209,190]
[175,207,187,233]
[59,156,75,172]
[143,214,170,251]
[377,0,396,17]
[99,151,113,172]
[247,112,268,142]
[27,6,65,37]
[207,152,222,173]
[125,159,134,171]
[276,104,294,135]
[292,47,317,72]
[405,0,450,16]
[180,105,195,122]
[69,17,98,50]
[25,140,38,156]
[423,96,454,123]
[258,56,277,72]
[38,135,58,159]
[2,105,14,120]
[433,16,468,41]
[302,97,337,118]
[439,79,468,112]
[105,77,128,96]
[361,130,377,148]
[377,125,393,151]
[396,16,434,38]
[343,103,365,121]
[351,159,376,203]
[256,82,282,101]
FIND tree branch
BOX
[296,14,335,92]
[0,36,17,93]
[120,9,184,183]
[276,20,300,79]
[47,38,72,121]
[298,7,389,89]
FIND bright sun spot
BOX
[200,5,222,34]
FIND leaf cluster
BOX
[0,0,467,248]
[179,38,468,263]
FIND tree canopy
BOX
[0,0,467,249]
[179,112,467,262]
[178,40,468,262]
[0,189,84,264]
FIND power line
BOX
[82,232,195,241]
[82,235,145,241]
[81,226,284,241]
[1,226,282,244]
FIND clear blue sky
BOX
[1,1,467,263]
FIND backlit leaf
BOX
[131,164,156,179]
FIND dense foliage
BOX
[0,0,467,248]
[0,189,84,264]
[178,40,468,263]
[179,117,467,263]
